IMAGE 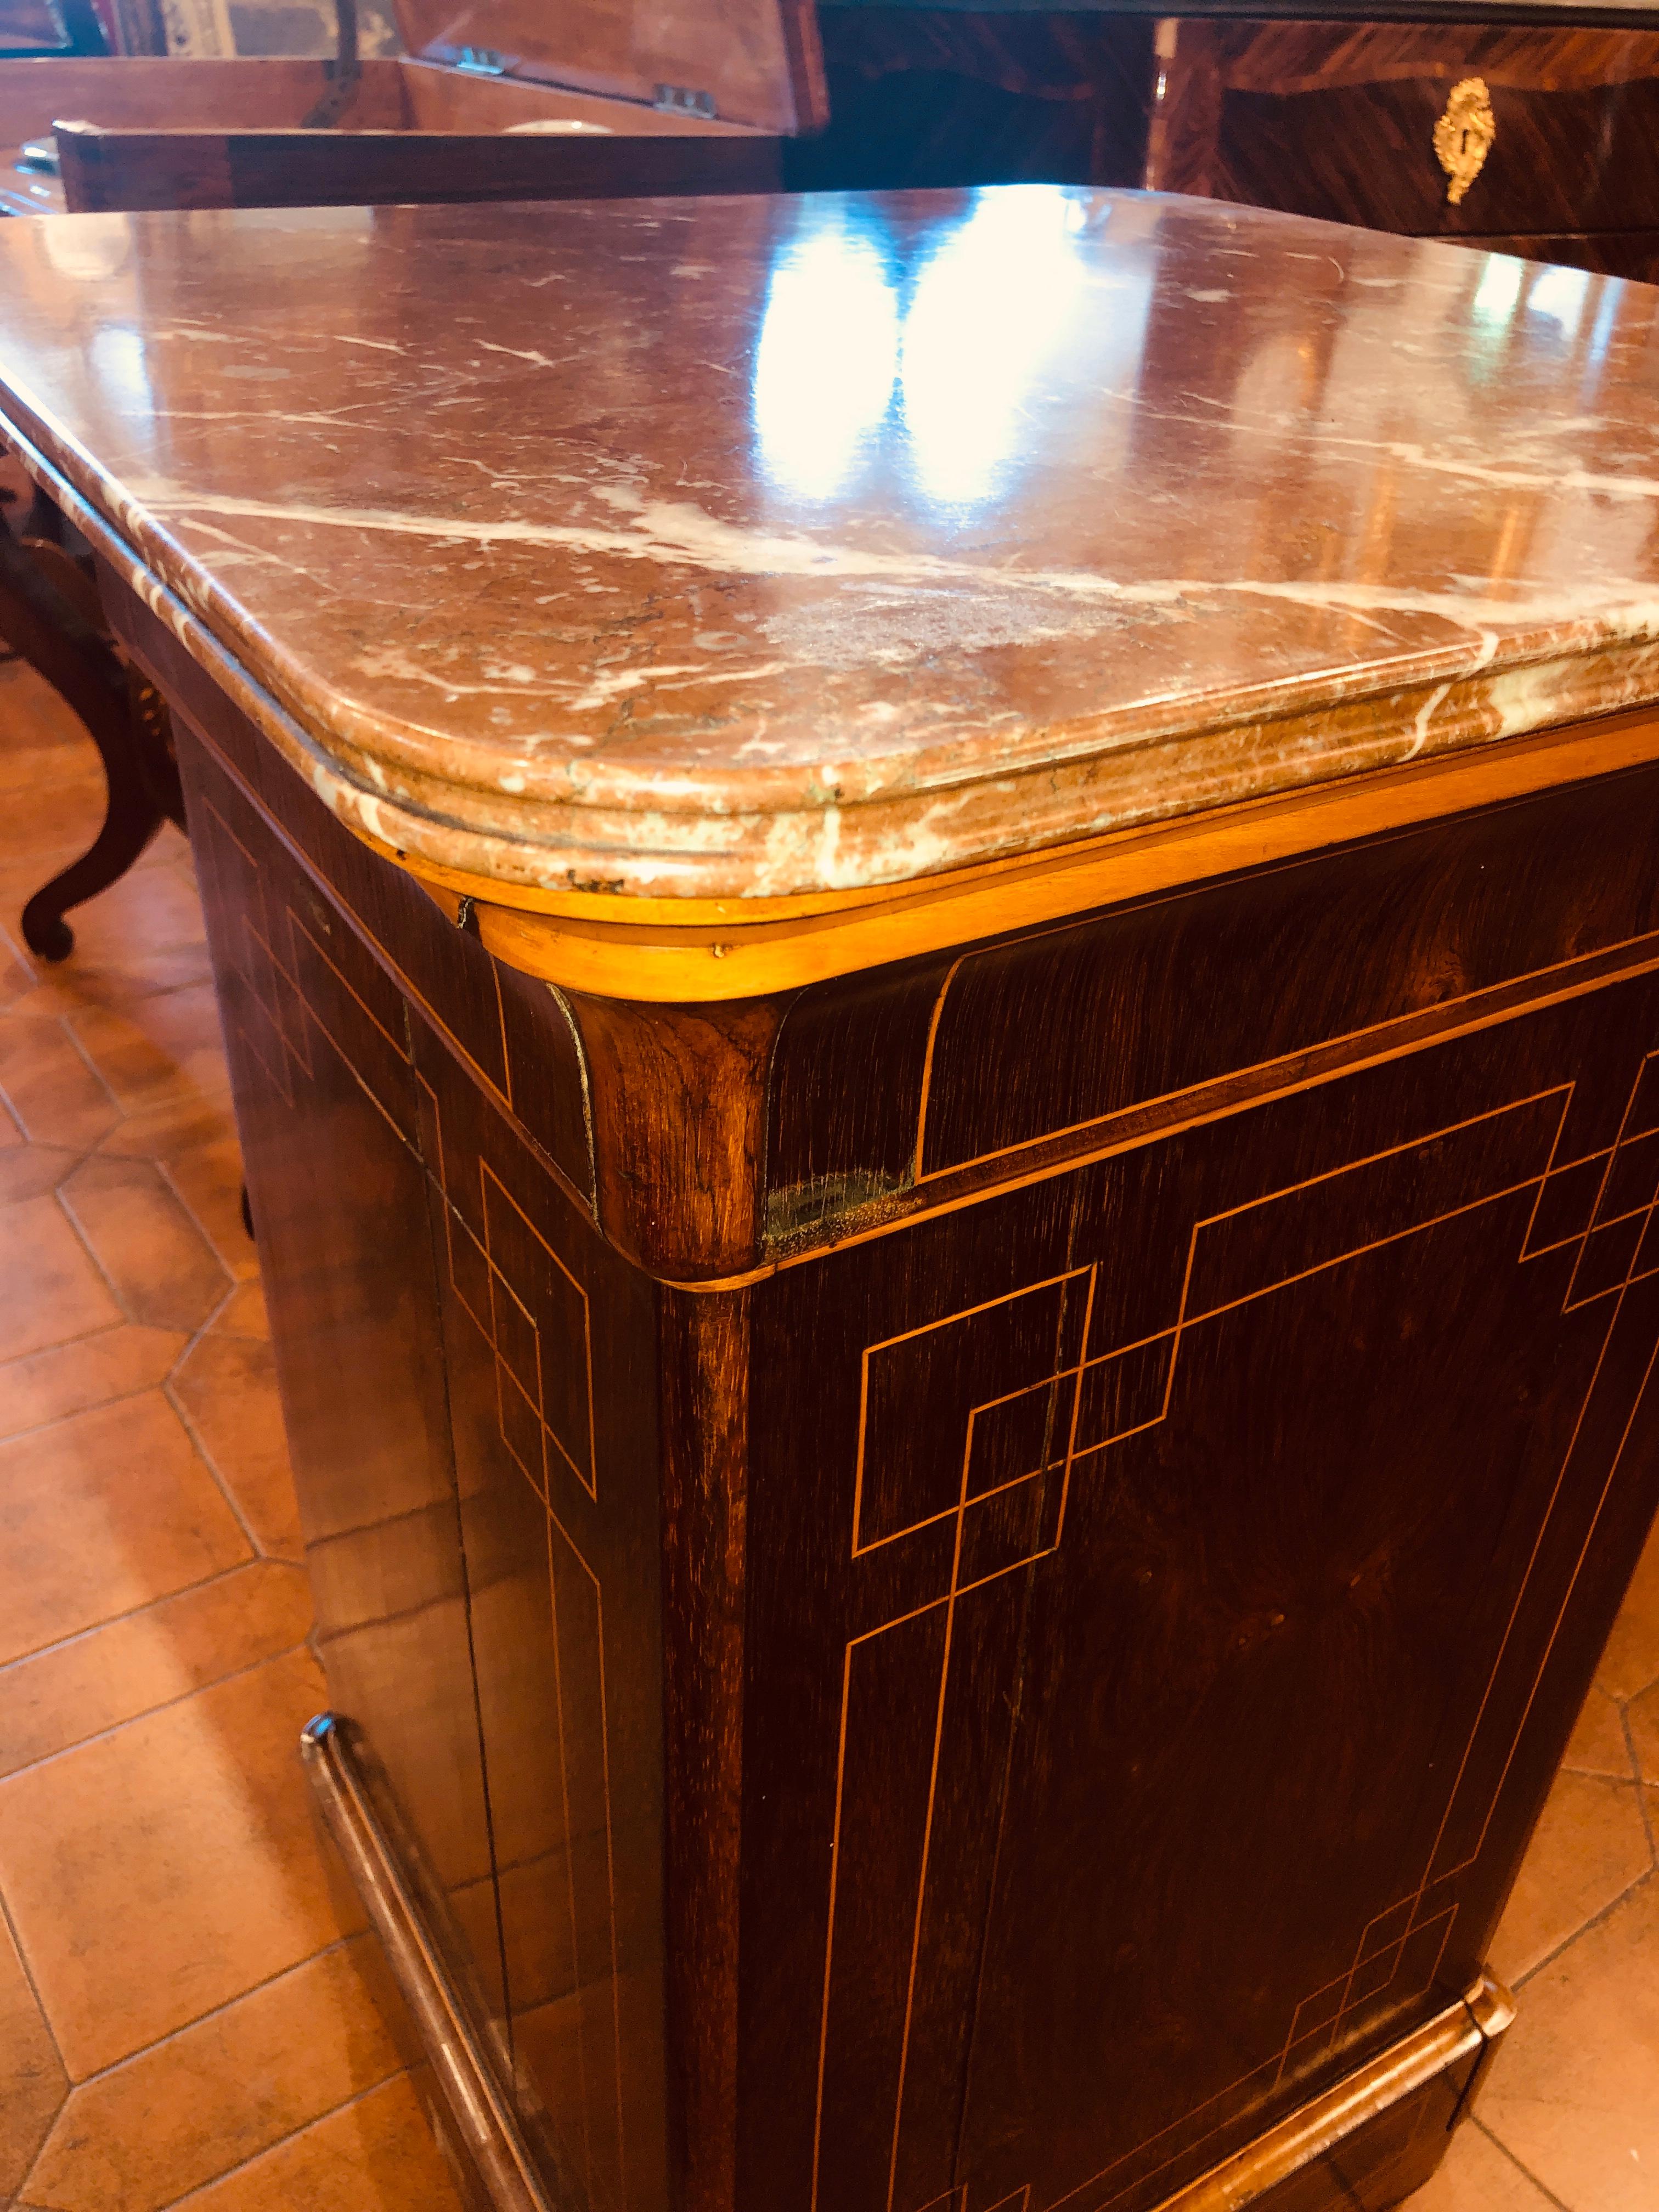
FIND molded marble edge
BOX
[11,399,1659,911]
[422,710,1659,998]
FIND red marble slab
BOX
[0,189,1653,898]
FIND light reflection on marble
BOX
[0,188,1656,899]
[752,200,899,502]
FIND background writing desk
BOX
[802,2,1659,281]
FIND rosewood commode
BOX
[3,187,1659,2212]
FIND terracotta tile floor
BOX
[0,648,466,2209]
[2,639,1658,2211]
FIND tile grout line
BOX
[11,1938,386,2208]
[151,2070,413,2212]
[57,1150,236,1329]
[154,1144,257,1290]
[0,1861,72,2087]
[0,1306,160,1370]
[1468,2117,1574,2210]
[50,1165,143,1329]
[0,1554,302,1677]
[0,1635,314,1788]
[0,1370,190,1455]
[0,1195,269,1589]
[49,1001,126,1115]
[89,1093,240,1168]
[31,1932,360,2097]
[1620,1697,1659,1865]
[7,968,219,1034]
[162,1277,270,1564]
[165,1378,268,1564]
[1510,1860,1657,1991]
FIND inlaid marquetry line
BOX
[913,918,1659,1187]
[819,1063,1659,2212]
[419,1072,627,2212]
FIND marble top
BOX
[0,189,1656,901]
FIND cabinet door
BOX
[741,950,1659,2212]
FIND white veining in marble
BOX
[0,187,1655,898]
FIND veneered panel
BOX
[740,960,1659,2212]
[178,704,667,2207]
[413,1002,668,2210]
[921,766,1659,1177]
[109,590,595,1206]
[177,723,506,2018]
[55,121,783,215]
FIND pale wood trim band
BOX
[407,714,1659,1001]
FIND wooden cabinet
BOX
[1144,20,1659,278]
[122,586,1659,2212]
[802,7,1659,282]
[4,183,1659,2211]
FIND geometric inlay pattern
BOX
[196,761,624,2207]
[445,1160,596,1503]
[822,1059,1659,2212]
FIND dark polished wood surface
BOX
[54,120,782,213]
[800,8,1659,280]
[1144,16,1659,258]
[788,6,1155,189]
[165,656,670,2210]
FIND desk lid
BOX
[0,188,1657,910]
[391,0,826,133]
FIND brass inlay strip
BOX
[1149,1973,1513,2211]
[299,1714,563,2212]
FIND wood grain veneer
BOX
[1143,16,1659,271]
[54,121,783,213]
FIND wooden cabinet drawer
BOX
[1150,23,1659,241]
